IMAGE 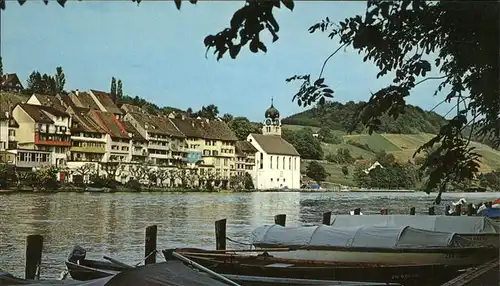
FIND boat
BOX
[249,224,497,266]
[65,246,129,280]
[84,187,112,193]
[327,215,500,248]
[164,248,465,286]
[5,260,232,286]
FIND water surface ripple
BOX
[0,191,498,278]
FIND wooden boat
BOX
[248,225,497,266]
[65,246,129,281]
[327,215,500,248]
[84,187,112,193]
[164,248,468,285]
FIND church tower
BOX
[262,98,281,136]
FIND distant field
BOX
[301,160,355,186]
[283,124,320,132]
[288,124,500,173]
[322,142,375,160]
[344,133,401,152]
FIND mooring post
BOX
[25,234,43,280]
[409,207,416,215]
[380,208,388,215]
[144,225,157,265]
[467,203,475,216]
[215,219,227,250]
[274,214,286,226]
[445,205,451,216]
[455,204,462,216]
[353,208,361,215]
[428,206,435,215]
[322,212,332,225]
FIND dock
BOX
[440,258,499,286]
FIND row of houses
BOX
[0,88,301,189]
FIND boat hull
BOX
[258,247,496,266]
[167,249,472,285]
[65,260,124,281]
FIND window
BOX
[294,158,297,170]
[270,156,273,169]
[259,153,263,169]
[276,156,279,169]
[289,157,291,170]
[282,157,285,170]
[270,178,273,182]
[283,178,286,182]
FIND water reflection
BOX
[0,191,498,278]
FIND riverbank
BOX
[0,186,496,194]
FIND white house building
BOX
[247,100,301,190]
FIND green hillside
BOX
[287,125,500,186]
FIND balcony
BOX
[70,146,106,153]
[34,133,71,147]
[36,125,71,135]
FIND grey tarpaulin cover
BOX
[1,261,229,286]
[251,225,472,249]
[328,215,499,234]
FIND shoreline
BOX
[0,187,495,195]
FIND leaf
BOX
[319,97,326,105]
[314,78,325,86]
[249,38,259,53]
[174,0,181,10]
[280,0,294,11]
[258,42,267,53]
[189,0,197,3]
[43,0,48,4]
[56,0,66,7]
[322,88,334,93]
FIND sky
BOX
[0,1,454,122]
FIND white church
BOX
[247,100,301,190]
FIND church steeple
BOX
[262,98,281,136]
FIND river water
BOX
[0,191,498,279]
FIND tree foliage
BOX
[228,116,262,140]
[286,1,499,203]
[306,161,328,183]
[117,79,123,99]
[110,77,117,100]
[25,70,57,95]
[282,128,323,160]
[478,170,500,191]
[54,66,66,94]
[0,56,3,78]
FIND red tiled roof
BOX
[89,110,129,139]
[127,112,185,138]
[1,73,24,89]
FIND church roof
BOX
[249,134,299,156]
[264,99,280,120]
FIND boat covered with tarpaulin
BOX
[3,261,231,285]
[250,224,497,266]
[327,215,499,247]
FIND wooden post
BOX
[380,208,388,215]
[144,225,157,265]
[466,203,474,216]
[353,208,361,215]
[25,235,43,280]
[455,204,462,216]
[215,219,227,250]
[322,212,332,225]
[445,205,451,215]
[409,207,416,215]
[274,214,286,226]
[428,206,435,215]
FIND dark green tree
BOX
[222,113,233,123]
[282,128,323,160]
[478,170,500,191]
[0,56,3,79]
[54,66,65,94]
[306,161,328,183]
[228,117,261,140]
[194,104,219,120]
[117,79,123,99]
[110,77,117,99]
[341,165,349,176]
